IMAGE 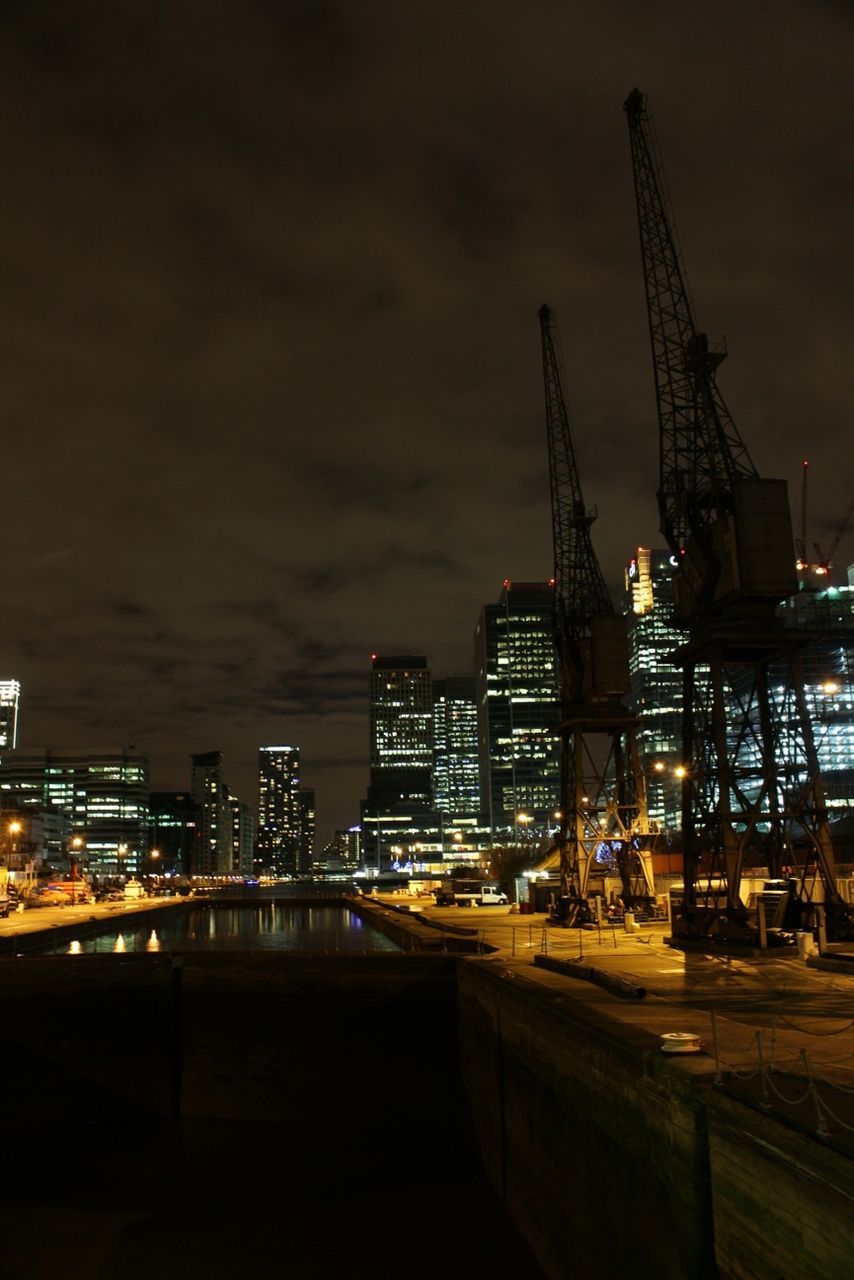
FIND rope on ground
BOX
[772,1015,854,1037]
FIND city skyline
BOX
[0,3,851,837]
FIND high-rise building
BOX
[363,655,436,870]
[229,794,255,877]
[475,582,561,845]
[623,550,854,836]
[368,655,433,806]
[256,745,301,877]
[148,791,198,875]
[0,680,20,752]
[0,747,149,875]
[191,751,232,876]
[776,581,854,812]
[432,676,480,817]
[297,787,316,876]
[623,549,684,833]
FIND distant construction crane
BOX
[538,303,655,921]
[796,459,854,582]
[624,88,852,943]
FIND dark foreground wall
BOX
[457,961,854,1280]
[457,961,716,1280]
[0,953,541,1280]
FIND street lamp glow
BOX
[674,765,688,779]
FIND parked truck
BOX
[444,879,508,908]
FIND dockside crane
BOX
[624,89,851,942]
[539,304,655,921]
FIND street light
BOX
[69,835,84,906]
[148,848,161,895]
[117,843,128,879]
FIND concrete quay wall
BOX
[457,960,716,1279]
[706,1090,854,1280]
[456,960,854,1280]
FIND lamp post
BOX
[117,843,128,881]
[8,821,21,898]
[69,835,84,906]
[148,848,161,896]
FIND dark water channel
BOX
[28,900,401,954]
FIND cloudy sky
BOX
[1,0,851,838]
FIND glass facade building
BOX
[623,549,685,834]
[0,680,20,752]
[475,582,561,845]
[0,747,149,875]
[432,676,480,817]
[148,790,198,875]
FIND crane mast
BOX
[539,304,654,919]
[624,89,850,943]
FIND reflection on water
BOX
[43,904,399,956]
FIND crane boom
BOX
[624,88,757,572]
[539,304,613,687]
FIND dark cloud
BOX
[0,0,851,836]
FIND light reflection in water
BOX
[33,903,400,955]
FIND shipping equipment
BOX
[539,304,655,924]
[624,88,852,943]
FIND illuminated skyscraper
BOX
[623,548,684,833]
[775,581,854,812]
[0,679,20,752]
[256,745,301,877]
[369,655,433,805]
[624,551,854,834]
[475,582,561,845]
[432,676,480,817]
[363,655,435,870]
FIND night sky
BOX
[2,1,851,839]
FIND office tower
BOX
[298,787,316,876]
[624,549,684,834]
[148,791,198,875]
[475,582,561,845]
[776,582,854,811]
[0,747,149,875]
[256,745,301,877]
[229,794,255,877]
[432,676,480,816]
[369,655,433,805]
[363,655,436,870]
[191,751,232,876]
[0,680,20,752]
